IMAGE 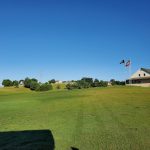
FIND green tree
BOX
[93,79,99,87]
[110,79,116,85]
[77,80,90,88]
[36,83,53,91]
[31,78,38,82]
[2,79,13,87]
[13,80,19,88]
[81,77,93,87]
[110,79,125,86]
[24,78,32,88]
[30,81,40,90]
[24,78,38,88]
[99,80,108,87]
[49,79,56,84]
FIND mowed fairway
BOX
[0,87,149,150]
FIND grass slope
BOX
[0,87,149,150]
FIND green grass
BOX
[0,86,149,150]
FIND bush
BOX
[56,84,61,89]
[30,81,40,90]
[93,79,100,87]
[24,77,38,88]
[2,79,13,87]
[115,81,125,85]
[66,79,108,90]
[36,83,53,91]
[13,80,19,88]
[24,78,32,88]
[81,77,93,87]
[110,79,125,86]
[76,80,90,88]
[66,83,73,90]
[99,80,108,87]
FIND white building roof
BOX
[130,68,150,79]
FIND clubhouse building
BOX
[126,68,150,87]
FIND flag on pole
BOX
[120,59,125,64]
[125,60,131,67]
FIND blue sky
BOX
[0,0,150,83]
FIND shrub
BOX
[66,83,77,90]
[24,78,32,88]
[99,80,108,87]
[56,84,61,89]
[13,80,19,88]
[110,79,116,85]
[66,83,73,90]
[24,77,38,88]
[76,80,90,88]
[110,79,125,86]
[36,83,53,91]
[81,77,93,87]
[93,79,100,87]
[30,81,40,90]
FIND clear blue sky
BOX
[0,0,150,83]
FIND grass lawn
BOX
[0,86,149,150]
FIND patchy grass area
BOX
[52,83,66,90]
[0,86,31,94]
[0,86,149,150]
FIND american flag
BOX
[125,60,131,67]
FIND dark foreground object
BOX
[0,130,55,150]
[71,147,79,150]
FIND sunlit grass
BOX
[0,86,149,149]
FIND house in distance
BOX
[126,68,150,87]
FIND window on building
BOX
[144,73,146,76]
[139,74,140,77]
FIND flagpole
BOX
[120,59,131,85]
[129,60,132,84]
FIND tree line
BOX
[65,78,125,90]
[2,79,19,88]
[2,78,53,91]
[66,78,108,90]
[2,77,125,91]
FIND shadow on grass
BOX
[0,129,55,150]
[71,147,79,150]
